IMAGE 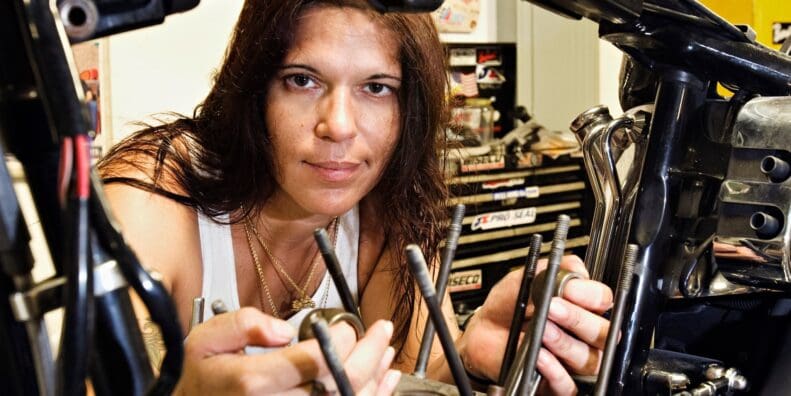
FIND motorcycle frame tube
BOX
[609,69,707,395]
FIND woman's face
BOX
[264,6,401,217]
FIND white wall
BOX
[107,1,243,141]
[513,2,601,132]
[598,41,623,115]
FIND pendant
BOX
[291,297,315,311]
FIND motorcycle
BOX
[525,0,791,394]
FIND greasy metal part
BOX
[605,109,650,287]
[571,105,651,287]
[591,115,633,283]
[415,204,465,378]
[594,244,638,396]
[759,155,790,182]
[717,97,791,285]
[487,384,505,396]
[189,297,205,331]
[704,364,725,380]
[503,215,570,396]
[749,212,780,238]
[395,373,487,396]
[298,308,365,341]
[210,300,228,315]
[9,276,57,396]
[573,107,611,279]
[673,365,749,395]
[724,367,748,391]
[570,105,612,140]
[309,313,354,396]
[11,276,66,321]
[406,245,473,396]
[610,70,708,395]
[93,260,127,296]
[645,370,691,391]
[315,228,360,319]
[498,234,542,385]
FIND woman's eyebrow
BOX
[368,73,402,82]
[279,63,319,73]
[280,64,401,82]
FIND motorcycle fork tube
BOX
[608,70,707,395]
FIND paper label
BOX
[448,269,482,293]
[471,207,537,231]
[482,178,525,190]
[492,186,540,201]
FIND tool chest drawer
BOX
[446,155,591,321]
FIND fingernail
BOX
[385,369,401,390]
[385,346,395,360]
[273,321,296,339]
[543,322,560,342]
[382,320,394,339]
[382,346,396,367]
[549,300,568,320]
[537,350,550,366]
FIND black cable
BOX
[88,173,183,395]
[680,0,750,43]
[58,136,94,396]
[642,3,718,30]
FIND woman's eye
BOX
[364,82,394,96]
[285,74,317,89]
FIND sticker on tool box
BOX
[448,269,482,293]
[773,22,791,44]
[449,48,477,66]
[482,178,525,190]
[492,186,539,201]
[471,207,537,231]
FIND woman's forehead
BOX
[285,5,401,75]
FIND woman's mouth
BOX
[305,161,361,182]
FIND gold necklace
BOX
[243,220,281,318]
[248,217,340,313]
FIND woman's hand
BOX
[458,255,613,395]
[175,307,401,395]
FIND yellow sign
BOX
[701,0,791,49]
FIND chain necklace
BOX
[243,221,280,317]
[244,216,339,316]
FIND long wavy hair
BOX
[99,0,449,351]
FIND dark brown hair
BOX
[99,0,449,351]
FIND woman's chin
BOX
[296,195,359,217]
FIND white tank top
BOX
[197,206,360,351]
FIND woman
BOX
[100,0,612,394]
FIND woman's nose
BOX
[315,88,356,141]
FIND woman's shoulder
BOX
[103,181,201,276]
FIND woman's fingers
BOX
[547,297,610,350]
[376,370,403,395]
[561,279,613,314]
[186,307,296,358]
[536,348,577,396]
[222,321,358,392]
[541,320,602,374]
[341,320,394,389]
